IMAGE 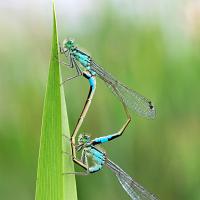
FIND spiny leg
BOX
[59,46,82,84]
[60,59,82,84]
[63,149,89,176]
[63,152,103,175]
[59,42,64,54]
[62,149,88,173]
[60,56,83,85]
[58,44,70,65]
[60,74,81,85]
[62,135,88,170]
[72,149,103,174]
[59,42,70,59]
[72,57,82,75]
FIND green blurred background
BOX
[1,0,200,199]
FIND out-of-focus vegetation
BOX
[0,1,200,200]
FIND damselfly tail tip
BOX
[149,101,154,109]
[148,101,156,119]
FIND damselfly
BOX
[60,39,155,157]
[64,132,159,200]
[60,39,155,118]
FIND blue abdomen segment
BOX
[83,72,96,91]
[88,147,105,173]
[90,148,105,163]
[89,164,103,173]
[94,135,113,143]
[92,134,118,145]
[74,51,90,68]
[73,50,96,76]
[89,76,96,91]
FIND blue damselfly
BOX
[64,133,158,200]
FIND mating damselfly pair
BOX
[60,39,158,200]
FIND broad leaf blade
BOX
[35,2,77,200]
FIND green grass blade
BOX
[35,1,77,200]
[61,83,77,200]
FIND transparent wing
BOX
[90,61,156,119]
[106,159,158,200]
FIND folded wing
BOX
[90,61,156,119]
[106,159,158,200]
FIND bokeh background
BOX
[1,0,200,199]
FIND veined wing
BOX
[106,159,158,200]
[90,61,156,119]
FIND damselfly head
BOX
[78,134,91,145]
[63,39,75,51]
